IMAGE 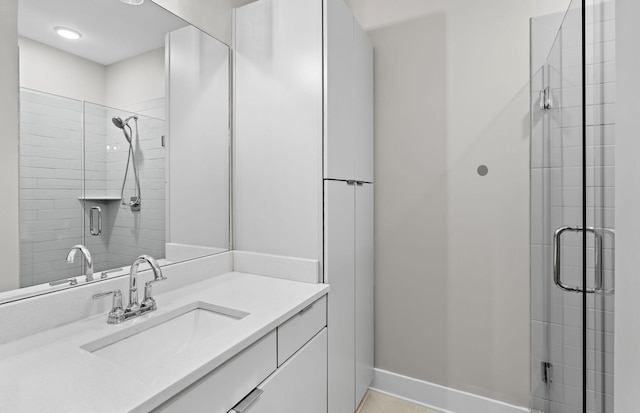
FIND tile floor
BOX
[356,390,442,413]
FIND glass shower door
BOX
[82,102,167,274]
[585,1,615,412]
[531,0,614,412]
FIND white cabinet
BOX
[325,180,374,413]
[325,180,356,413]
[355,183,374,403]
[234,0,373,259]
[234,0,374,412]
[353,24,374,183]
[324,0,355,181]
[324,2,374,410]
[153,296,328,413]
[242,328,328,413]
[277,295,327,365]
[154,331,277,413]
[324,0,374,183]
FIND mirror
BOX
[2,0,230,300]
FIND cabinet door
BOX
[353,23,374,183]
[243,328,328,413]
[355,183,374,405]
[324,0,356,181]
[324,180,356,413]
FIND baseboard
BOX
[370,369,530,413]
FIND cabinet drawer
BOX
[240,328,327,413]
[154,331,277,413]
[277,295,327,365]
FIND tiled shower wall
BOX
[19,90,83,286]
[530,1,615,412]
[19,90,166,285]
[102,99,166,270]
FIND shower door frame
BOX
[531,1,615,412]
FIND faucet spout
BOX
[127,255,165,312]
[66,245,94,282]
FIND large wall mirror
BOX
[1,0,231,301]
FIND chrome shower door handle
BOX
[90,206,102,236]
[553,226,603,293]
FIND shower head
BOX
[112,116,132,143]
[112,116,125,129]
[112,115,138,129]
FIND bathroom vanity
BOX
[155,297,327,413]
[0,255,328,413]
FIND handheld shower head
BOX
[112,114,142,209]
[112,116,125,129]
[112,116,133,143]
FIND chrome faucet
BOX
[127,254,166,312]
[66,245,94,282]
[94,255,166,324]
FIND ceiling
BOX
[18,0,189,65]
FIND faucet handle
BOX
[49,278,78,287]
[93,289,125,324]
[141,276,166,311]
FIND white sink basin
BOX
[82,302,249,369]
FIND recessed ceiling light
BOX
[53,26,82,40]
[120,0,145,5]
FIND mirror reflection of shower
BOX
[111,115,142,209]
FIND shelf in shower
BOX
[78,196,122,201]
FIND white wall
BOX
[151,0,233,45]
[345,0,565,407]
[0,0,20,292]
[19,37,105,104]
[105,48,165,109]
[615,0,639,409]
[19,37,165,109]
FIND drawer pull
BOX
[229,388,263,413]
[299,303,314,314]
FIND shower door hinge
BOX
[541,361,553,385]
[540,87,553,110]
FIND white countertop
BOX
[0,272,329,413]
